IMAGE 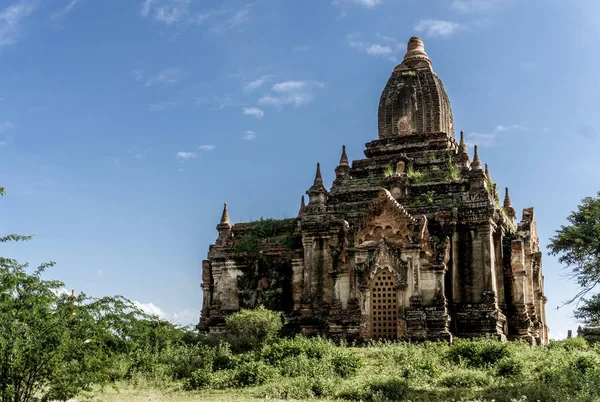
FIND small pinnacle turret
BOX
[504,187,517,220]
[216,202,233,244]
[402,36,431,69]
[471,145,483,170]
[485,163,490,178]
[334,146,350,185]
[340,145,349,166]
[458,131,468,155]
[307,163,328,208]
[220,202,230,225]
[298,195,306,216]
[504,187,513,208]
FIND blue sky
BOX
[0,0,599,338]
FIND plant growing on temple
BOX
[446,157,461,181]
[383,164,396,178]
[0,186,145,402]
[225,306,284,348]
[407,167,427,184]
[548,191,600,323]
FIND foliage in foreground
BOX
[548,191,600,324]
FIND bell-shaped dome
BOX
[378,37,454,139]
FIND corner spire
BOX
[458,131,468,155]
[220,203,230,225]
[504,187,513,208]
[298,195,306,216]
[471,145,483,170]
[339,145,349,167]
[485,163,490,178]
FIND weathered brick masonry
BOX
[198,37,549,344]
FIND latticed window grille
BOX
[370,269,398,340]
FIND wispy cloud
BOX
[50,0,79,20]
[293,44,311,52]
[520,61,535,71]
[198,144,215,151]
[259,81,325,108]
[347,33,398,62]
[148,101,176,112]
[451,0,510,13]
[214,8,250,33]
[176,151,197,161]
[242,107,264,118]
[0,1,36,47]
[141,0,191,25]
[466,124,524,147]
[332,0,383,9]
[243,75,272,92]
[144,67,184,87]
[414,19,461,38]
[242,130,257,140]
[97,269,104,276]
[0,121,14,132]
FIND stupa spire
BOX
[339,145,349,167]
[504,187,513,208]
[298,195,306,216]
[458,131,468,155]
[402,36,431,68]
[220,203,230,225]
[471,145,483,170]
[485,163,490,178]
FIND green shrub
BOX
[331,351,362,378]
[183,369,212,390]
[277,354,333,378]
[549,336,589,351]
[446,338,511,367]
[497,357,524,377]
[261,336,333,364]
[440,369,492,388]
[257,376,334,400]
[226,306,283,348]
[232,361,277,387]
[407,167,428,184]
[369,378,410,401]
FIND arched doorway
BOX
[370,268,398,340]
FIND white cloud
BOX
[242,107,264,118]
[211,7,252,34]
[134,301,167,319]
[347,33,398,62]
[259,81,325,108]
[133,301,198,326]
[141,0,191,24]
[0,141,6,146]
[333,0,383,8]
[50,0,79,20]
[242,130,257,140]
[176,151,197,160]
[198,144,215,151]
[466,123,524,148]
[148,101,176,112]
[144,67,183,87]
[0,1,36,47]
[451,0,510,13]
[414,19,461,38]
[97,269,103,276]
[293,44,311,52]
[0,121,13,132]
[466,132,496,148]
[243,75,271,92]
[178,168,186,172]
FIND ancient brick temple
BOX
[199,37,549,344]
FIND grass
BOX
[82,336,600,402]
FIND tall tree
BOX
[0,186,144,402]
[548,191,600,324]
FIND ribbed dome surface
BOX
[378,37,454,139]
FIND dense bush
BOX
[446,337,512,367]
[225,306,283,348]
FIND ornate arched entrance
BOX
[370,268,398,340]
